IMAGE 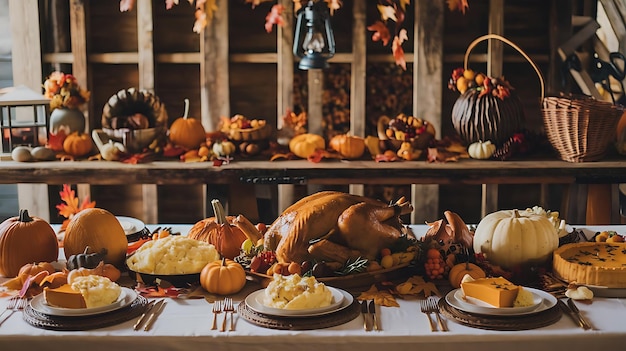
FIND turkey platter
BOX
[264,191,414,265]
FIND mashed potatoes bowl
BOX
[126,235,220,287]
[257,274,344,315]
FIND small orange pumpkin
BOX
[289,133,325,159]
[0,209,59,277]
[200,257,246,295]
[448,262,486,289]
[329,134,366,159]
[63,131,93,157]
[187,199,248,259]
[169,98,206,150]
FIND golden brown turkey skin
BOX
[337,200,413,259]
[264,191,411,264]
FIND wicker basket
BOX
[542,96,624,162]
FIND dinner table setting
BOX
[1,210,626,351]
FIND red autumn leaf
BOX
[392,30,408,70]
[265,4,285,33]
[367,21,391,46]
[47,130,66,151]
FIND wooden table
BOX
[1,158,625,223]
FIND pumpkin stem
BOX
[18,209,33,223]
[513,209,520,218]
[221,257,227,266]
[211,199,227,225]
[183,98,190,119]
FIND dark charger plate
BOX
[126,268,201,288]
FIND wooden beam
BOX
[483,0,505,215]
[201,1,230,131]
[307,70,324,135]
[69,0,88,129]
[9,0,49,220]
[412,0,444,223]
[136,0,155,92]
[277,0,294,128]
[350,0,366,138]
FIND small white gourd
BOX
[467,140,496,159]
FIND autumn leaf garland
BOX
[120,1,469,70]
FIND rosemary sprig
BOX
[334,256,369,276]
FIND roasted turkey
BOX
[263,191,414,264]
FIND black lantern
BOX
[293,0,336,70]
[0,86,50,155]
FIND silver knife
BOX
[360,300,371,331]
[369,300,380,331]
[133,300,156,331]
[143,299,167,331]
[567,298,594,330]
[557,299,585,329]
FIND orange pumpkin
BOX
[169,98,206,150]
[329,134,366,159]
[63,208,128,269]
[289,133,325,159]
[63,131,93,157]
[448,262,486,289]
[200,258,246,295]
[187,200,248,259]
[0,210,59,277]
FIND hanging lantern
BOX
[293,0,336,70]
[0,86,50,155]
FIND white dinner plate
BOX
[116,216,146,235]
[31,287,137,317]
[246,287,352,317]
[445,287,557,316]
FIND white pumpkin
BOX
[467,140,496,159]
[473,209,559,269]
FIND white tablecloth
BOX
[1,225,624,351]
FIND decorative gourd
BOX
[101,87,168,131]
[467,140,496,159]
[67,261,122,284]
[448,262,486,288]
[200,258,246,295]
[18,262,56,278]
[212,140,236,157]
[473,209,558,269]
[0,209,59,277]
[63,208,128,269]
[328,134,366,159]
[63,131,93,157]
[451,88,525,145]
[187,200,248,259]
[66,246,107,270]
[169,99,206,150]
[289,133,325,159]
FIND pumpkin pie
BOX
[553,242,626,288]
[461,276,519,307]
[44,284,87,309]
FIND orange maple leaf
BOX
[56,184,96,229]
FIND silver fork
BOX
[0,297,28,327]
[427,297,449,332]
[211,300,222,330]
[420,299,437,332]
[222,298,235,332]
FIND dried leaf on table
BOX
[394,276,439,297]
[358,284,399,307]
[427,147,462,163]
[135,283,187,298]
